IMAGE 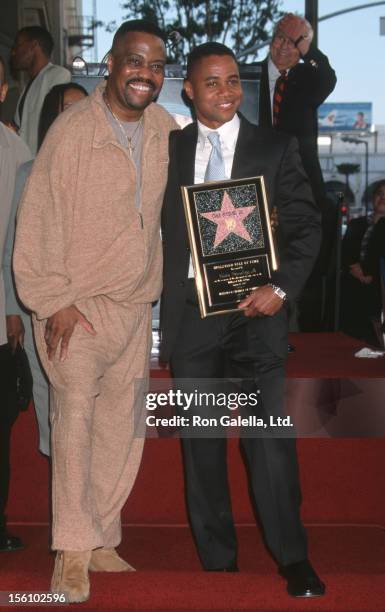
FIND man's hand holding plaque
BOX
[238,285,284,317]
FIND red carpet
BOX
[7,433,385,526]
[2,525,385,611]
[4,333,385,610]
[285,332,385,378]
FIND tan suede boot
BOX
[51,550,91,603]
[89,547,135,572]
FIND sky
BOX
[84,0,385,125]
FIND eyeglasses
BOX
[273,31,296,49]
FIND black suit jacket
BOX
[342,216,385,277]
[341,216,385,324]
[257,47,336,202]
[160,116,321,362]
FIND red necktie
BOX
[273,71,288,126]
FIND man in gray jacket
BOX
[0,55,32,553]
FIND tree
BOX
[121,0,282,63]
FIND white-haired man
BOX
[257,13,337,331]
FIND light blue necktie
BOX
[204,131,226,181]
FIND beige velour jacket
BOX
[13,83,177,320]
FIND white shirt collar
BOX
[268,55,281,80]
[197,114,240,151]
[268,55,290,80]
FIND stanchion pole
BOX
[334,192,345,331]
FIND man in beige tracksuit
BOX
[13,21,176,603]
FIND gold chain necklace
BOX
[103,92,143,155]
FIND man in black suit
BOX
[257,12,336,204]
[257,13,337,330]
[160,42,323,597]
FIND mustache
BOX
[125,77,156,91]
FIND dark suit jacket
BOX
[341,216,385,328]
[342,216,385,277]
[257,47,336,202]
[160,116,321,362]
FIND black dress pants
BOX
[170,285,307,569]
[340,273,382,347]
[0,343,20,531]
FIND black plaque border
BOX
[181,176,278,318]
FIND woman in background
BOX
[3,82,88,455]
[340,180,385,348]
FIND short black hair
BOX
[0,55,6,85]
[18,26,54,57]
[186,43,237,79]
[111,20,166,54]
[38,82,88,150]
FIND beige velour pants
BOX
[34,296,151,551]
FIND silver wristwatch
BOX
[269,283,287,301]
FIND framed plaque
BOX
[181,176,278,317]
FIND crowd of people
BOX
[0,12,383,605]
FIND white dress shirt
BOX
[194,114,240,183]
[188,114,241,277]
